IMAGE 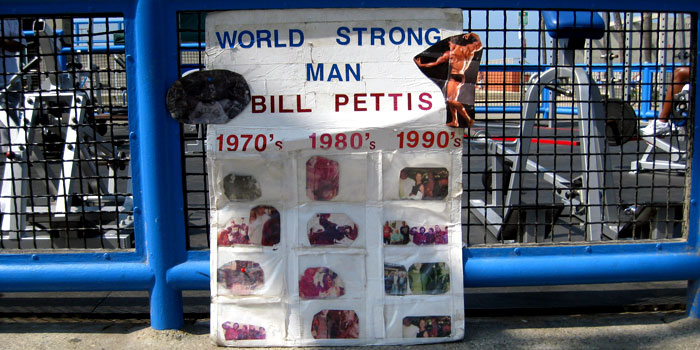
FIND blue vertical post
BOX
[133,0,188,329]
[640,65,653,119]
[541,88,551,119]
[546,87,556,127]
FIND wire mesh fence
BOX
[3,10,689,251]
[176,9,694,249]
[463,10,694,245]
[0,15,132,250]
[178,12,210,250]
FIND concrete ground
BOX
[1,312,699,350]
[1,281,699,349]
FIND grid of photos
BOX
[212,149,462,344]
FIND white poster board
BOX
[206,8,464,346]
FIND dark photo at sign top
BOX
[414,33,482,128]
[166,69,251,124]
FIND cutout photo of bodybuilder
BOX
[414,33,483,128]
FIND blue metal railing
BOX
[0,0,698,331]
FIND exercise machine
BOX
[0,19,132,248]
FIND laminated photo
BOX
[311,310,360,339]
[408,263,450,295]
[215,251,284,297]
[213,302,286,345]
[398,167,449,200]
[382,151,454,201]
[217,216,249,246]
[308,213,358,246]
[384,301,461,341]
[299,299,366,343]
[306,156,339,201]
[223,174,261,201]
[383,220,448,245]
[217,260,264,295]
[299,267,345,299]
[298,203,366,248]
[213,157,286,207]
[217,205,280,247]
[384,263,409,295]
[384,262,450,295]
[298,152,368,203]
[221,322,267,340]
[166,69,250,124]
[297,254,366,299]
[402,316,451,338]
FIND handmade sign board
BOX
[206,8,465,346]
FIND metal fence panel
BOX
[0,0,699,331]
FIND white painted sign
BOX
[207,8,464,346]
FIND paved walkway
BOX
[1,311,700,350]
[1,282,697,349]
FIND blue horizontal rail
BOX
[4,242,700,292]
[465,242,700,287]
[0,0,698,332]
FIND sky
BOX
[463,10,545,64]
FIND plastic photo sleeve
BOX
[221,321,268,341]
[218,260,265,295]
[401,316,452,338]
[298,203,365,248]
[296,253,366,300]
[382,202,453,246]
[298,152,368,203]
[310,310,360,339]
[300,300,366,343]
[307,214,358,246]
[383,264,410,295]
[306,156,340,201]
[398,167,449,200]
[213,302,286,345]
[383,221,448,246]
[384,301,460,341]
[216,204,281,247]
[212,156,286,208]
[383,151,454,201]
[384,262,450,296]
[299,267,346,299]
[216,250,284,297]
